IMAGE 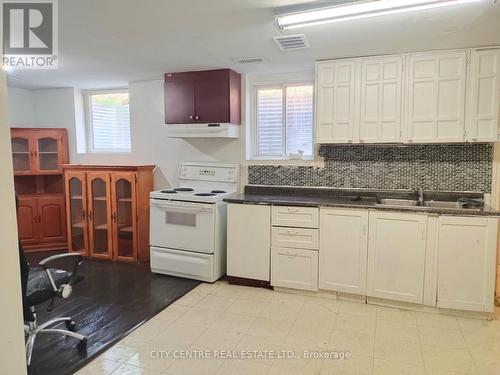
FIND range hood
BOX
[164,68,241,139]
[166,123,240,138]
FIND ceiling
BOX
[6,0,500,89]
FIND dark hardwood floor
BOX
[26,251,201,375]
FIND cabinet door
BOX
[316,60,357,143]
[466,49,500,142]
[195,78,229,123]
[227,204,271,281]
[87,172,113,259]
[111,172,137,261]
[37,196,66,243]
[359,56,403,143]
[11,131,36,174]
[367,211,427,303]
[164,79,196,124]
[17,197,39,244]
[65,171,89,255]
[271,247,318,291]
[34,131,64,173]
[437,216,497,312]
[406,51,467,143]
[319,208,368,295]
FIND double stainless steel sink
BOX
[375,198,471,210]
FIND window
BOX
[253,84,313,159]
[85,90,131,153]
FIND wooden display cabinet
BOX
[63,165,154,263]
[11,128,68,252]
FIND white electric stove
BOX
[149,162,240,282]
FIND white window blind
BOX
[254,84,313,159]
[86,91,131,152]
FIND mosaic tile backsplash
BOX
[248,144,493,192]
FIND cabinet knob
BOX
[189,115,194,119]
[194,116,200,120]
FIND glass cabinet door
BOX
[87,173,112,258]
[66,173,88,255]
[11,136,32,173]
[37,136,60,172]
[111,173,136,261]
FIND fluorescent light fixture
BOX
[276,0,486,29]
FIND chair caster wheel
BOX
[77,338,87,351]
[66,320,77,331]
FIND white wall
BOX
[7,81,248,189]
[7,87,36,126]
[0,74,28,374]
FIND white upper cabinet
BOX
[319,208,368,295]
[367,211,427,304]
[316,60,358,143]
[406,51,467,143]
[359,56,403,143]
[466,49,500,142]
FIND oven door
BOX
[150,199,215,253]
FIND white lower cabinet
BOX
[271,247,318,291]
[436,216,498,312]
[366,211,427,304]
[319,208,368,294]
[227,203,271,282]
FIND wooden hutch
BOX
[63,165,154,263]
[11,128,69,252]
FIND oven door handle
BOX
[150,200,213,214]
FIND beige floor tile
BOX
[76,358,121,375]
[286,315,335,347]
[421,345,476,374]
[176,307,221,328]
[258,300,304,321]
[335,313,377,336]
[167,357,225,375]
[98,344,137,364]
[193,282,220,296]
[377,306,417,325]
[190,328,244,350]
[328,329,375,357]
[272,341,325,375]
[226,298,266,317]
[216,359,273,375]
[120,328,160,349]
[196,294,235,311]
[239,287,276,303]
[320,354,373,375]
[210,311,256,333]
[235,334,282,365]
[456,317,500,333]
[373,358,425,375]
[374,337,423,366]
[150,322,207,349]
[112,363,165,374]
[461,328,500,355]
[471,351,500,375]
[339,301,378,318]
[175,289,206,307]
[154,305,190,324]
[418,325,467,349]
[124,346,177,373]
[300,297,340,320]
[209,283,249,299]
[376,320,420,343]
[416,312,458,330]
[246,317,294,342]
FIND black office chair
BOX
[25,253,87,367]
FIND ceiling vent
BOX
[232,57,265,64]
[273,34,309,51]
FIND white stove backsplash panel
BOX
[248,144,492,192]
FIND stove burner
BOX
[161,189,177,193]
[174,188,194,192]
[195,193,216,196]
[211,190,227,194]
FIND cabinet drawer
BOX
[272,206,319,228]
[271,247,318,291]
[272,227,319,250]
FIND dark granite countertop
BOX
[224,186,500,217]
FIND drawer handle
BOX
[287,208,299,213]
[286,251,298,259]
[286,229,299,236]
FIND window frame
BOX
[84,88,131,154]
[251,82,314,161]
